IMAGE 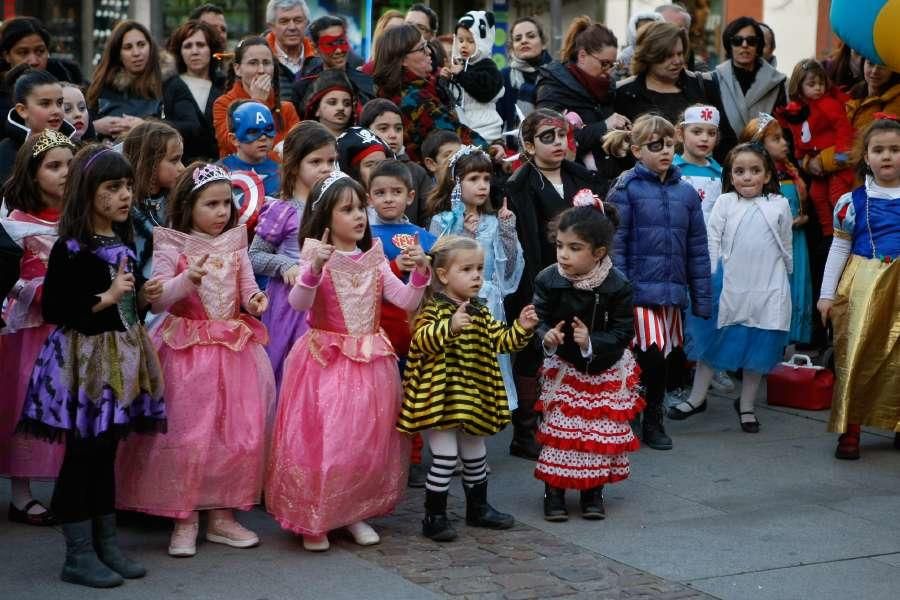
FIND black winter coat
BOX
[614,70,711,126]
[535,61,615,161]
[504,159,609,319]
[533,263,634,374]
[162,74,224,163]
[0,58,84,142]
[0,110,76,185]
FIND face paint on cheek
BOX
[318,34,350,56]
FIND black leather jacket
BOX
[532,263,634,374]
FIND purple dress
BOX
[248,200,307,388]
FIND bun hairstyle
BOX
[722,142,781,197]
[549,199,619,252]
[560,16,617,63]
[5,64,59,106]
[854,116,900,179]
[280,120,336,199]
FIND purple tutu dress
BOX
[17,236,166,441]
[249,199,307,388]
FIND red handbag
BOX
[767,354,834,410]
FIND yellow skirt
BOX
[828,255,900,433]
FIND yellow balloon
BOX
[874,1,900,71]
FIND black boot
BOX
[509,376,542,460]
[463,481,514,529]
[579,486,606,520]
[543,485,568,522]
[92,514,146,579]
[60,521,123,588]
[422,490,457,541]
[642,401,673,450]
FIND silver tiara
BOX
[312,170,351,209]
[192,164,231,192]
[448,145,486,179]
[755,113,776,138]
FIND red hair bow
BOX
[874,112,898,121]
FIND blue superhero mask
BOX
[232,102,276,143]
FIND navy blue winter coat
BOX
[607,162,712,317]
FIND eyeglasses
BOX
[642,139,675,153]
[731,35,758,47]
[589,53,615,71]
[535,129,567,144]
[407,43,430,56]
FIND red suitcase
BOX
[767,354,834,410]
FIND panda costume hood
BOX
[449,10,505,142]
[452,10,496,64]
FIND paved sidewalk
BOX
[1,389,899,599]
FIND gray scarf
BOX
[715,60,787,136]
[508,55,539,117]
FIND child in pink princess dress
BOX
[265,171,430,552]
[116,163,275,557]
[0,130,74,526]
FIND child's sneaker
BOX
[346,521,380,546]
[206,518,259,548]
[168,521,199,557]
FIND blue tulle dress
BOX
[780,178,813,343]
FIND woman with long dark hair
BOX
[86,21,163,139]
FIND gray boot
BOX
[61,520,123,588]
[93,514,146,579]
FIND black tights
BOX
[635,346,683,409]
[51,435,118,524]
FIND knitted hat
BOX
[336,126,392,177]
[303,68,355,120]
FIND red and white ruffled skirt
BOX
[534,350,644,490]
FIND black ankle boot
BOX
[543,485,568,522]
[422,490,457,541]
[92,514,146,578]
[463,481,514,529]
[642,402,673,450]
[60,521,123,588]
[579,486,606,520]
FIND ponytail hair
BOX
[560,16,617,63]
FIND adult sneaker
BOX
[206,519,259,548]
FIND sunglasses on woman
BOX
[731,35,758,47]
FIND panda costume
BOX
[450,11,505,143]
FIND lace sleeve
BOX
[249,234,295,278]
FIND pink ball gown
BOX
[116,226,275,519]
[265,238,426,536]
[0,209,64,479]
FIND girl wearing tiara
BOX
[427,145,524,412]
[265,171,430,551]
[740,113,813,345]
[533,199,643,522]
[116,163,275,558]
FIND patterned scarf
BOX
[558,255,612,290]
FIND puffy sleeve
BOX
[832,192,856,241]
[493,215,524,294]
[288,240,323,311]
[149,231,196,313]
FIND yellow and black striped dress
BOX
[397,295,533,435]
